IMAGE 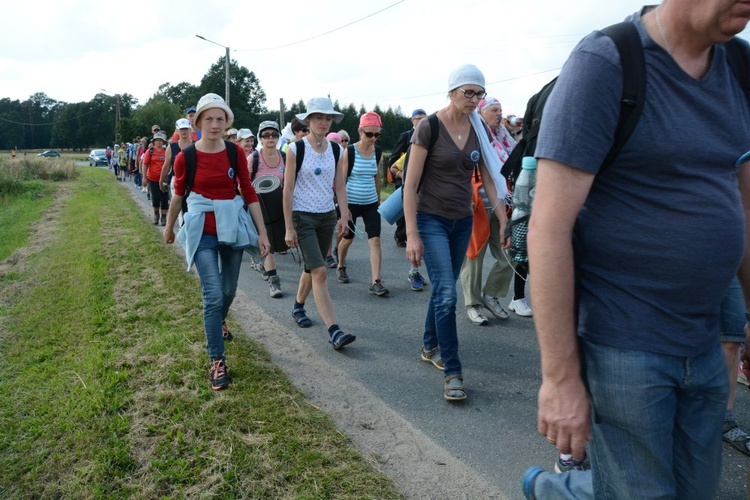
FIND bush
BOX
[0,157,79,183]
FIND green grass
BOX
[0,167,401,498]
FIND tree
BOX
[129,95,181,138]
[156,82,201,113]
[198,57,267,129]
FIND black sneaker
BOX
[221,321,234,342]
[209,359,231,390]
[337,267,350,283]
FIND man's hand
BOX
[537,377,591,461]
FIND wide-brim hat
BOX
[152,131,167,142]
[195,93,234,130]
[295,97,344,124]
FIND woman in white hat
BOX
[236,128,255,158]
[160,118,194,204]
[403,65,508,402]
[282,97,355,350]
[163,93,270,391]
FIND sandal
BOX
[329,329,356,350]
[420,347,444,371]
[292,306,312,328]
[444,374,467,401]
[723,420,750,456]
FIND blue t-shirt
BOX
[536,11,750,357]
[346,146,379,205]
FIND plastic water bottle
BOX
[509,157,537,262]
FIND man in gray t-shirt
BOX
[522,3,750,499]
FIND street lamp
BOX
[196,35,231,106]
[101,88,121,144]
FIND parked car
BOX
[37,150,61,158]
[88,149,108,166]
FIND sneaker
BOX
[160,214,166,226]
[483,295,509,319]
[408,270,425,291]
[209,359,231,391]
[467,305,489,326]
[521,466,546,500]
[554,452,590,473]
[221,321,234,342]
[723,419,750,456]
[509,298,533,317]
[153,213,159,225]
[369,279,389,296]
[326,255,337,268]
[260,268,269,281]
[337,267,350,283]
[269,275,282,298]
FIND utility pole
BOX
[196,35,231,106]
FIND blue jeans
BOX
[417,213,473,377]
[533,339,728,499]
[193,233,244,361]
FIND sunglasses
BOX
[457,88,487,100]
[363,132,381,139]
[261,133,279,139]
[341,139,349,143]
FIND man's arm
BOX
[528,158,595,460]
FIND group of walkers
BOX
[112,4,750,493]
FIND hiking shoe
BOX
[408,269,425,291]
[160,214,167,226]
[326,255,337,268]
[221,321,234,342]
[509,298,533,317]
[554,452,591,473]
[369,279,389,296]
[153,213,159,225]
[420,346,444,370]
[483,295,509,319]
[723,420,750,456]
[269,275,282,298]
[337,267,350,283]
[467,305,489,325]
[521,466,546,500]
[209,359,231,391]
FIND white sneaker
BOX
[467,305,489,326]
[269,275,282,298]
[482,295,509,319]
[509,298,533,317]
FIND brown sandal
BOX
[444,374,467,401]
[420,347,444,370]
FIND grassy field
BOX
[0,161,401,498]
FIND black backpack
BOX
[401,113,439,195]
[502,21,750,186]
[346,144,382,181]
[251,149,286,181]
[292,140,341,182]
[181,140,238,215]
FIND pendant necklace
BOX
[310,131,324,148]
[458,134,462,141]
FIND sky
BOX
[3,0,749,121]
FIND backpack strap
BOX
[599,21,646,169]
[181,144,198,214]
[347,144,356,179]
[251,150,260,181]
[725,37,750,102]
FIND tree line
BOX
[0,57,413,152]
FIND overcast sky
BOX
[3,0,749,121]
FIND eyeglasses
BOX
[363,132,381,139]
[457,88,487,100]
[261,133,279,139]
[341,139,349,143]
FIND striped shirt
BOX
[346,146,378,205]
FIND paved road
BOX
[120,173,748,498]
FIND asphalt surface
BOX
[114,169,749,499]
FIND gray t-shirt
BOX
[412,116,480,220]
[536,10,750,357]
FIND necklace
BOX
[310,131,324,148]
[655,7,673,55]
[458,134,463,141]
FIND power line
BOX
[0,106,100,127]
[235,0,405,52]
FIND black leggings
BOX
[148,180,169,210]
[514,261,529,300]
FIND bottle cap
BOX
[521,156,537,170]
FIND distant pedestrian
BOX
[143,132,169,225]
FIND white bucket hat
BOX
[236,128,254,140]
[195,93,234,130]
[295,97,344,124]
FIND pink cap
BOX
[359,111,382,129]
[326,132,342,142]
